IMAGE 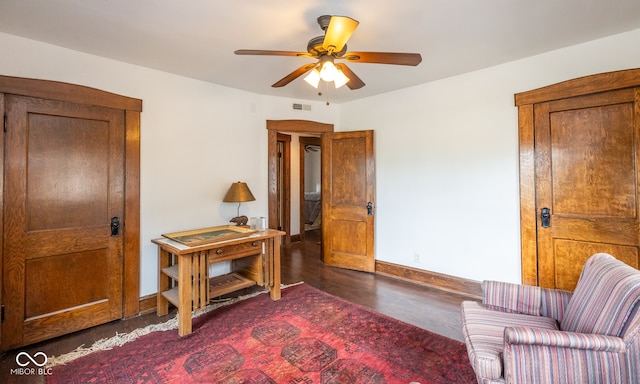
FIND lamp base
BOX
[229,215,249,226]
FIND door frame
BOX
[276,132,291,246]
[515,68,640,286]
[0,76,142,331]
[266,120,333,242]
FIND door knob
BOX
[540,208,550,228]
[111,217,120,236]
[366,202,373,216]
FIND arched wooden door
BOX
[517,69,640,290]
[0,76,141,350]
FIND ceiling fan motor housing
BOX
[317,15,332,31]
[307,36,347,57]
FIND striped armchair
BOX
[461,253,640,384]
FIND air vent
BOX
[292,103,312,111]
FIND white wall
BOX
[2,27,640,297]
[0,32,338,296]
[340,28,640,283]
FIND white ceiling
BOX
[1,0,640,104]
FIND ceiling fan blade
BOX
[235,49,313,58]
[323,16,359,53]
[343,52,422,66]
[336,64,365,90]
[272,63,318,88]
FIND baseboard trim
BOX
[375,260,483,299]
[139,293,157,315]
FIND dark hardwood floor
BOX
[0,229,477,383]
[282,229,475,342]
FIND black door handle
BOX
[111,217,120,236]
[540,208,550,228]
[366,202,373,216]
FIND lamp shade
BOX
[333,68,350,88]
[319,60,339,82]
[304,69,321,88]
[223,182,255,203]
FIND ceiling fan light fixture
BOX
[319,60,339,82]
[333,69,350,88]
[304,68,321,88]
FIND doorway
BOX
[266,120,333,244]
[299,136,322,243]
[266,120,376,273]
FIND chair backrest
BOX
[561,253,640,337]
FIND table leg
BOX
[268,236,281,300]
[178,253,193,336]
[157,249,170,316]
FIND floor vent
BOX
[292,103,312,111]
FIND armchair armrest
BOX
[483,281,572,321]
[483,280,542,316]
[504,327,626,353]
[503,327,627,384]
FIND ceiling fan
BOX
[234,15,422,90]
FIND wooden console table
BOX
[153,228,284,336]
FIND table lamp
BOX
[223,181,255,225]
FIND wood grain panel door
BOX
[322,130,375,272]
[534,88,640,290]
[2,94,125,348]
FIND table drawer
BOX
[208,240,262,262]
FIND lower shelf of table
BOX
[161,287,180,308]
[159,272,257,310]
[209,272,256,298]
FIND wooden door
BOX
[533,88,640,290]
[322,130,375,272]
[517,69,640,290]
[2,94,125,348]
[534,88,640,290]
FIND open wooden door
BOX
[322,130,375,272]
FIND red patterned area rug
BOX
[48,284,476,383]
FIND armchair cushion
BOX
[461,301,559,382]
[561,253,640,336]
